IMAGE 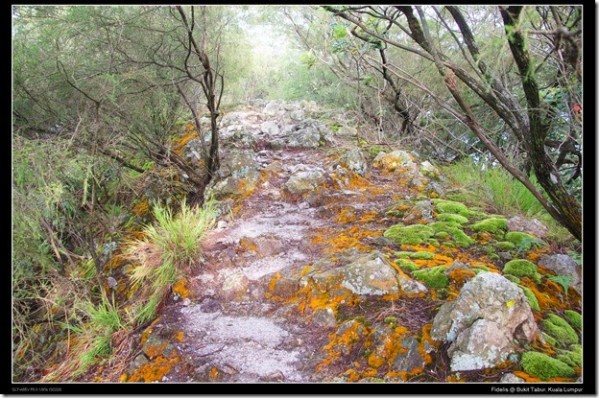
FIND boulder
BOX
[431,272,537,371]
[507,216,549,238]
[402,200,435,225]
[284,168,326,195]
[337,149,368,176]
[393,336,428,373]
[260,121,280,136]
[538,254,581,292]
[274,119,335,149]
[310,251,426,296]
[500,373,525,383]
[336,125,358,137]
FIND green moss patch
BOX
[412,266,449,288]
[503,259,541,283]
[564,310,582,330]
[518,286,540,312]
[505,231,545,251]
[503,274,520,284]
[430,222,474,248]
[496,241,516,251]
[542,332,558,346]
[542,314,579,345]
[432,199,473,217]
[557,347,582,368]
[395,258,418,273]
[437,213,469,224]
[471,218,507,235]
[434,231,449,239]
[395,251,435,260]
[383,224,434,246]
[520,352,576,380]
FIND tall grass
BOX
[442,158,570,241]
[125,199,217,325]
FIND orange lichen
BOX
[446,268,476,284]
[318,226,381,254]
[512,371,542,383]
[127,354,180,382]
[174,331,184,342]
[265,272,282,301]
[238,237,257,253]
[208,367,221,381]
[173,127,198,155]
[104,253,123,272]
[418,324,437,366]
[336,208,357,224]
[359,210,378,223]
[132,199,150,217]
[172,279,190,300]
[519,278,568,312]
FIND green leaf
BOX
[547,274,574,295]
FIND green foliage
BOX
[520,352,576,380]
[542,314,579,346]
[383,224,434,246]
[563,310,582,330]
[547,275,574,295]
[412,266,449,289]
[503,259,541,283]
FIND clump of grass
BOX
[144,199,217,266]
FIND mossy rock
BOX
[556,347,582,368]
[430,222,474,248]
[496,241,516,251]
[503,259,541,283]
[383,224,434,246]
[395,258,418,273]
[412,266,449,289]
[395,251,434,260]
[518,286,540,312]
[428,239,440,247]
[432,199,473,217]
[520,351,576,380]
[471,217,508,235]
[563,310,582,329]
[487,253,500,261]
[437,213,469,224]
[542,314,579,345]
[504,274,521,284]
[505,231,545,251]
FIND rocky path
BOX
[120,100,582,384]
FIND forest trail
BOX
[118,101,582,384]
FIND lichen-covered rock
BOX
[507,216,548,238]
[538,254,581,293]
[520,351,576,380]
[383,224,434,246]
[448,319,514,372]
[284,168,326,195]
[313,307,336,328]
[260,120,280,136]
[393,336,427,373]
[311,251,426,296]
[503,259,541,283]
[274,119,335,149]
[220,270,249,301]
[373,150,416,172]
[337,149,368,176]
[420,161,440,179]
[431,272,538,371]
[402,200,434,225]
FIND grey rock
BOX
[220,271,249,301]
[508,216,549,238]
[500,373,525,383]
[420,161,440,179]
[393,336,427,373]
[128,354,149,373]
[431,272,538,371]
[402,200,434,225]
[260,121,279,136]
[538,254,581,293]
[284,168,326,195]
[337,149,368,176]
[336,125,358,137]
[312,307,336,328]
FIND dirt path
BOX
[124,103,424,383]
